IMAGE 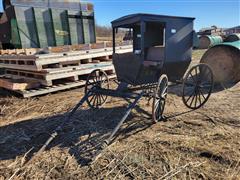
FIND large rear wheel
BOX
[152,74,168,123]
[182,64,214,109]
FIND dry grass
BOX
[0,50,240,179]
[96,36,125,43]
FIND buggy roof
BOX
[111,13,195,28]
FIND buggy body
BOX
[112,13,195,85]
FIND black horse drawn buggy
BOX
[63,14,214,148]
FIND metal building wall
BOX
[0,0,96,49]
[68,10,84,45]
[14,6,40,48]
[34,7,56,47]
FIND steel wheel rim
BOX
[182,64,213,109]
[85,69,109,109]
[152,74,168,123]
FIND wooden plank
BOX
[44,64,114,81]
[0,78,40,90]
[35,47,132,66]
[71,44,91,51]
[48,46,71,53]
[21,80,86,97]
[0,45,131,59]
[90,42,106,49]
[0,63,37,71]
[35,45,132,58]
[24,48,39,55]
[15,49,26,55]
[4,74,49,86]
[92,60,100,63]
[60,60,81,67]
[0,55,36,60]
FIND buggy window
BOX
[144,22,165,48]
[144,22,165,61]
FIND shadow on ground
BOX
[0,94,197,167]
[168,81,237,97]
[0,100,153,166]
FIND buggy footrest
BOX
[92,88,141,99]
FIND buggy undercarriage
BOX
[34,13,214,163]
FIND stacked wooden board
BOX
[0,42,133,97]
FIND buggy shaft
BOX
[105,91,143,145]
[37,91,91,155]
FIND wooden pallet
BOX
[11,74,116,98]
[0,54,112,71]
[0,45,132,71]
[5,62,115,86]
[0,42,132,55]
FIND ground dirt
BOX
[0,50,239,179]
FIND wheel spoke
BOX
[97,95,102,105]
[190,94,196,107]
[162,92,167,98]
[161,85,168,95]
[92,76,97,84]
[160,102,165,114]
[156,104,160,116]
[156,100,163,120]
[197,92,202,106]
[198,88,207,101]
[89,94,96,103]
[194,91,198,107]
[186,90,195,103]
[92,95,98,107]
[96,95,100,107]
[99,94,105,102]
[154,100,160,111]
[195,66,198,79]
[190,72,197,83]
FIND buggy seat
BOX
[145,46,165,67]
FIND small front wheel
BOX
[85,69,109,109]
[182,64,214,109]
[152,74,168,123]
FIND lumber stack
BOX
[0,42,133,97]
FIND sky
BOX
[0,0,239,31]
[90,0,240,31]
